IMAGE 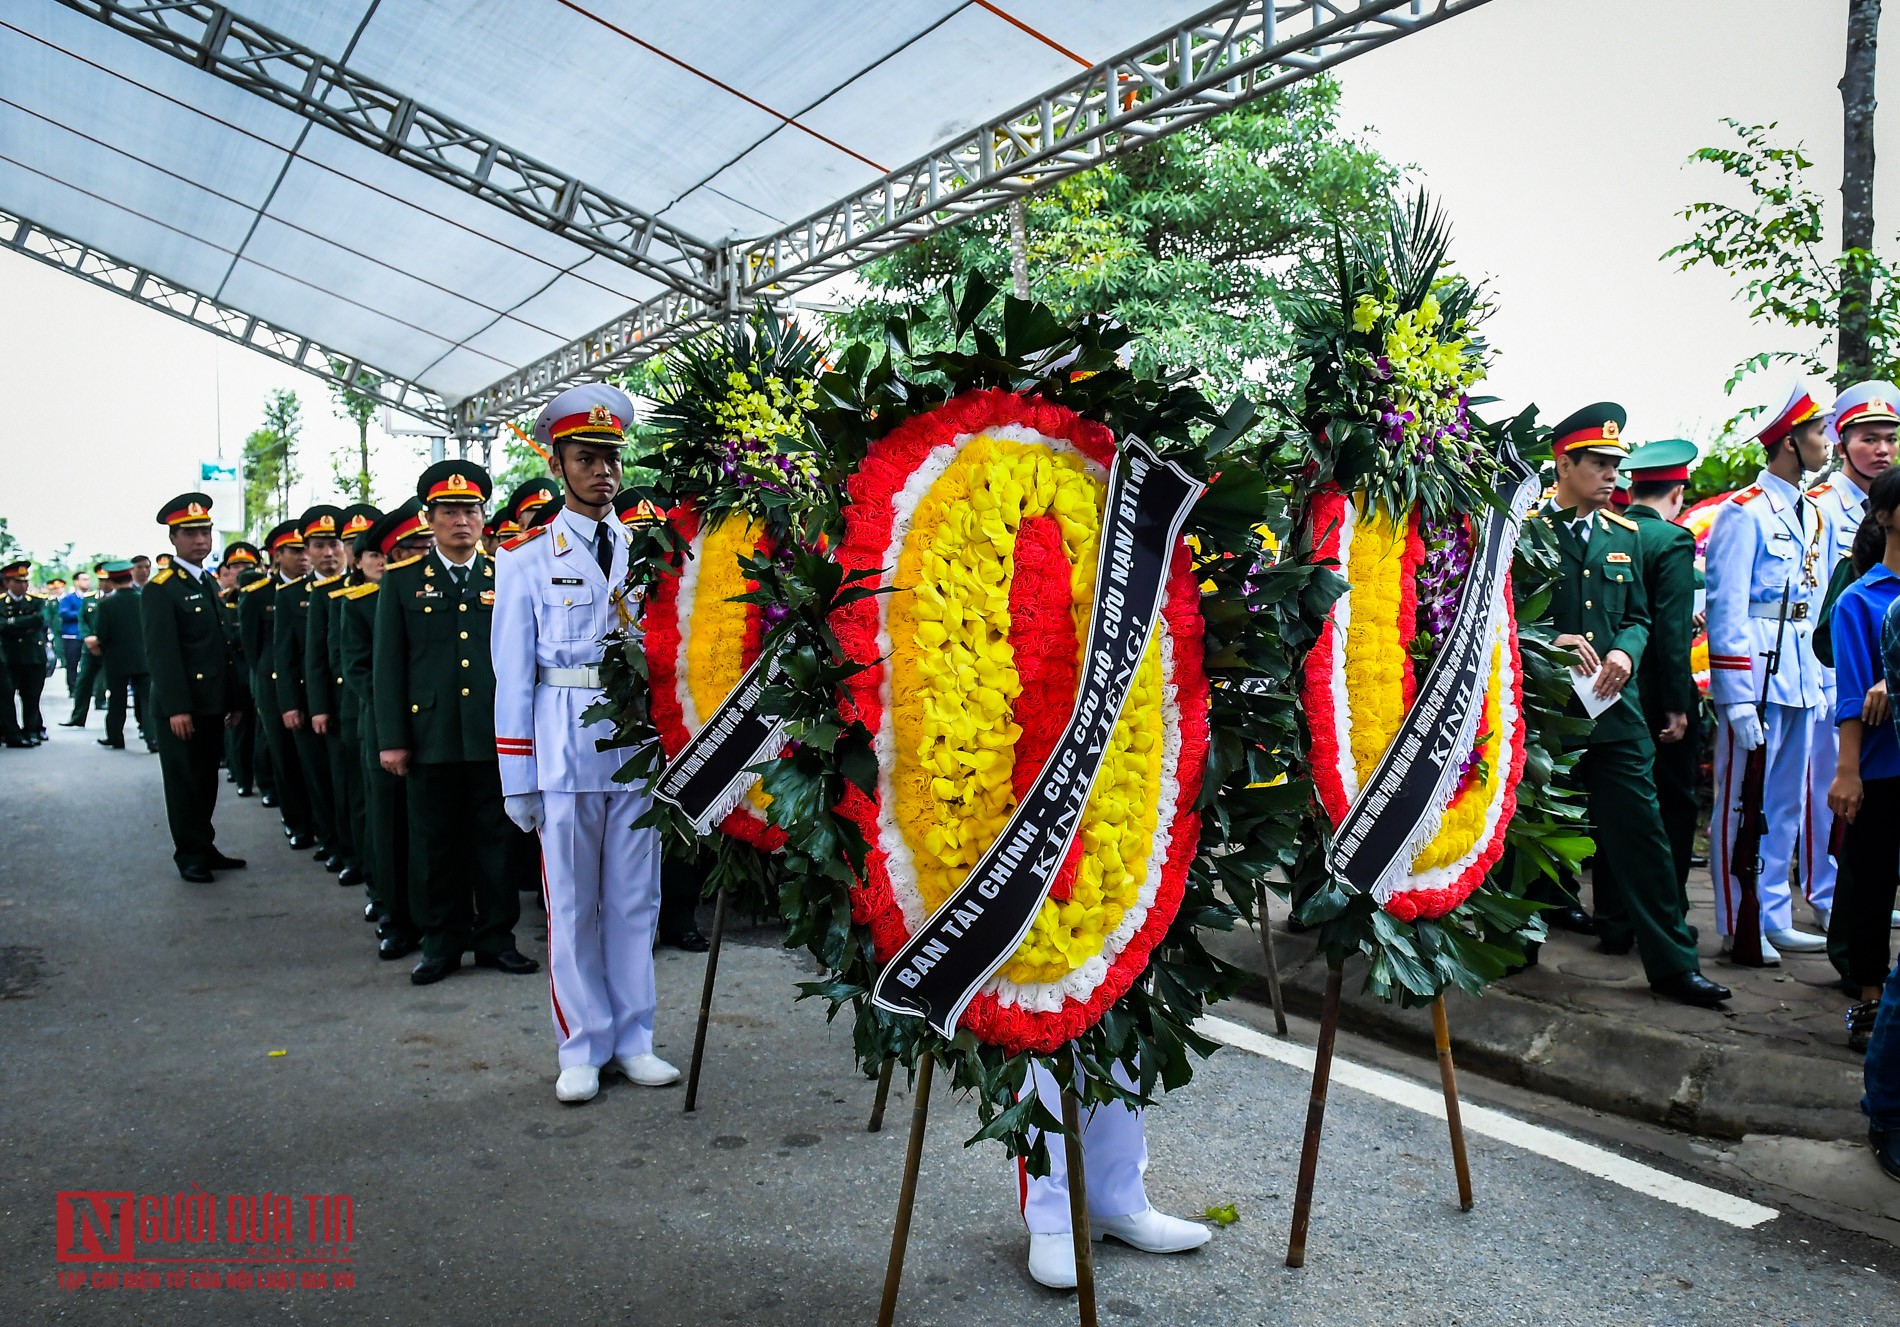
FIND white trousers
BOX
[538,790,661,1070]
[1710,702,1812,936]
[1018,1060,1150,1235]
[1804,692,1838,917]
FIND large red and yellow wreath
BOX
[643,502,785,851]
[829,388,1209,1054]
[1300,485,1526,922]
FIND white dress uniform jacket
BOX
[494,505,662,1070]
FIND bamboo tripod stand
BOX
[1284,966,1474,1266]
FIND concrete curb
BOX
[1210,922,1870,1142]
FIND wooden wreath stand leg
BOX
[876,1053,935,1327]
[1284,964,1342,1268]
[868,1056,897,1132]
[682,887,730,1114]
[1060,1087,1100,1327]
[1430,996,1474,1211]
[1257,900,1289,1036]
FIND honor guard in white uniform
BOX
[493,384,678,1104]
[1705,381,1833,961]
[1806,382,1899,929]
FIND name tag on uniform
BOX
[1605,552,1630,563]
[416,587,441,599]
[550,576,582,586]
[480,590,495,605]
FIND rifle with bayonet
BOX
[1728,577,1791,968]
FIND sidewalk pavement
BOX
[1215,865,1877,1143]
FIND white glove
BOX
[504,792,545,834]
[1725,704,1764,753]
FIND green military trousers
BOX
[1578,735,1701,983]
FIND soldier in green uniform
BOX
[61,563,110,729]
[309,503,379,890]
[343,499,431,954]
[1531,405,1729,1007]
[218,541,263,796]
[92,561,154,751]
[374,461,534,985]
[1616,439,1703,931]
[142,494,245,882]
[1,559,50,746]
[241,522,316,848]
[278,506,344,870]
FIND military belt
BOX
[1746,602,1809,622]
[537,665,602,688]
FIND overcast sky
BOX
[0,0,1890,563]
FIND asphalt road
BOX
[2,724,1897,1325]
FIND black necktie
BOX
[595,521,613,578]
[450,563,467,591]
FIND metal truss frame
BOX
[56,0,724,301]
[739,0,1493,293]
[455,0,1490,428]
[0,206,453,429]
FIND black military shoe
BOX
[1597,934,1635,956]
[96,738,124,749]
[662,929,711,953]
[236,786,253,798]
[1873,1128,1900,1183]
[260,791,279,808]
[410,954,458,985]
[364,899,383,923]
[177,865,214,884]
[208,854,247,870]
[321,853,343,873]
[58,718,84,728]
[286,833,315,850]
[1548,905,1597,935]
[474,949,539,975]
[379,933,421,961]
[338,865,367,887]
[1650,971,1731,1008]
[3,737,32,749]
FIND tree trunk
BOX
[1009,198,1031,300]
[1838,0,1881,384]
[357,420,371,501]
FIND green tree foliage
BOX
[325,360,381,502]
[243,388,303,537]
[830,78,1397,398]
[1667,119,1900,393]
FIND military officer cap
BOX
[503,477,562,529]
[102,559,135,584]
[264,519,305,554]
[0,558,29,582]
[417,459,492,506]
[492,516,523,542]
[153,554,172,570]
[1549,403,1629,459]
[533,383,634,451]
[1751,378,1828,448]
[156,492,215,528]
[299,504,346,541]
[612,488,667,527]
[1622,438,1699,484]
[221,540,261,567]
[1611,474,1632,507]
[338,503,382,545]
[364,498,429,557]
[1825,380,1900,444]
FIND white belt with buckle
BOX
[1747,601,1809,622]
[538,665,602,688]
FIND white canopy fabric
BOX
[1,1,1481,424]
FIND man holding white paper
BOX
[1527,403,1728,1008]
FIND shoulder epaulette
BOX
[1729,484,1763,504]
[313,573,345,589]
[342,581,380,600]
[240,577,272,594]
[275,577,304,593]
[151,568,175,585]
[385,554,423,571]
[326,582,354,598]
[1600,510,1638,532]
[1807,483,1831,499]
[501,524,548,552]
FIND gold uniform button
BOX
[1584,600,1592,609]
[424,606,432,614]
[410,704,419,713]
[194,672,203,680]
[460,687,470,697]
[271,671,278,679]
[459,631,467,640]
[1585,632,1595,641]
[1583,569,1591,578]
[460,659,469,668]
[459,603,468,612]
[564,597,572,606]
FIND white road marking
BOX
[1197,1013,1780,1230]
